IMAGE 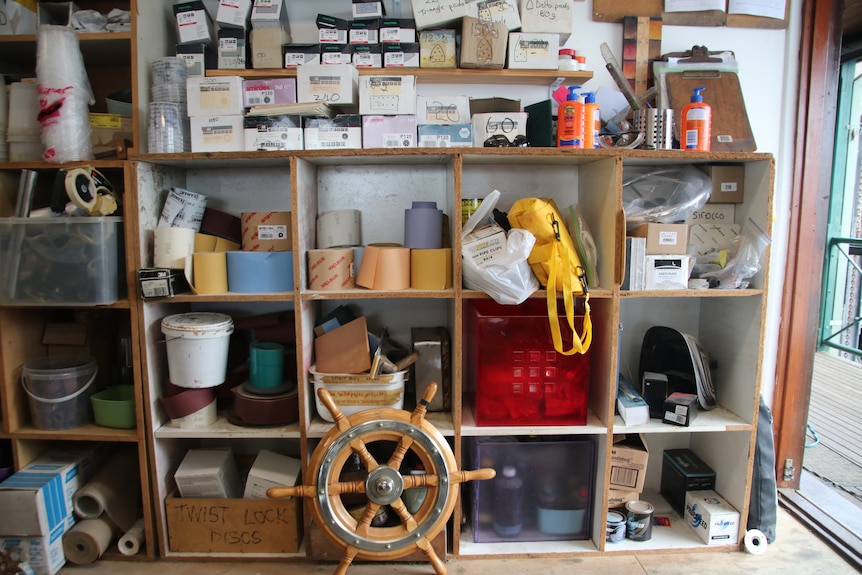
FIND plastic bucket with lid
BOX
[22,356,98,430]
[161,312,234,388]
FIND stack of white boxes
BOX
[359,75,417,149]
[187,76,246,153]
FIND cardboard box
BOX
[468,0,522,29]
[607,489,640,509]
[186,76,245,116]
[218,28,248,70]
[462,223,507,265]
[173,1,216,45]
[174,449,243,499]
[250,28,289,69]
[317,14,349,44]
[250,0,291,33]
[241,211,292,252]
[609,434,649,492]
[350,18,380,44]
[471,112,527,147]
[380,18,416,43]
[283,44,321,67]
[519,0,573,39]
[89,113,132,158]
[38,2,78,27]
[353,0,385,19]
[411,0,470,30]
[243,450,301,499]
[190,115,245,153]
[630,223,689,255]
[320,44,353,66]
[684,490,740,545]
[362,115,417,148]
[685,203,735,225]
[176,43,215,76]
[139,268,192,299]
[644,255,690,290]
[702,164,745,203]
[244,115,303,151]
[617,376,649,427]
[359,75,416,115]
[661,448,716,517]
[313,316,371,374]
[507,32,559,70]
[0,445,107,536]
[416,95,470,124]
[0,530,65,575]
[297,64,358,105]
[688,223,740,257]
[383,42,420,68]
[165,490,303,553]
[352,44,382,68]
[418,124,473,148]
[216,0,252,29]
[419,29,456,68]
[663,392,699,426]
[460,17,508,69]
[242,78,297,108]
[303,115,362,150]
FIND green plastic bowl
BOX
[90,386,136,429]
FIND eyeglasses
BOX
[483,134,529,148]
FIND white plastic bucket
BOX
[161,312,233,388]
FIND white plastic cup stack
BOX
[6,81,42,162]
[149,57,189,153]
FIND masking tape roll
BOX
[744,528,768,555]
[64,167,98,211]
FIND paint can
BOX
[626,500,655,541]
[606,510,627,543]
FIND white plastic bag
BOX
[461,190,539,305]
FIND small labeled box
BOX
[467,0,522,30]
[644,255,690,290]
[251,0,291,33]
[662,392,699,426]
[243,450,301,499]
[702,164,745,204]
[471,112,527,147]
[218,28,248,70]
[242,78,297,108]
[630,223,689,255]
[283,43,321,67]
[411,0,470,29]
[186,75,245,116]
[462,223,507,265]
[469,437,595,543]
[519,0,573,38]
[661,448,716,517]
[353,0,385,19]
[609,434,649,492]
[303,115,362,150]
[380,18,416,43]
[352,44,382,68]
[507,32,559,70]
[416,95,470,124]
[359,75,416,115]
[465,299,590,427]
[244,114,303,151]
[174,0,216,45]
[684,490,740,546]
[460,16,507,69]
[418,124,473,148]
[383,42,420,68]
[190,115,245,152]
[139,268,191,299]
[177,43,215,76]
[350,18,380,44]
[251,28,290,69]
[174,449,243,499]
[216,0,252,29]
[419,29,456,68]
[317,14,349,44]
[362,115,417,149]
[297,64,358,105]
[320,43,352,65]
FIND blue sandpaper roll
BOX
[226,251,294,293]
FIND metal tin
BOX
[636,108,675,150]
[625,500,655,541]
[606,510,627,543]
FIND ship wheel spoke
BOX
[333,545,359,575]
[416,535,446,575]
[388,496,419,531]
[353,502,382,537]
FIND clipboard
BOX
[664,70,756,152]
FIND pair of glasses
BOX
[483,134,529,148]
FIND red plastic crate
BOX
[465,299,590,426]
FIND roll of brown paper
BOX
[410,248,452,289]
[308,248,355,290]
[63,517,116,565]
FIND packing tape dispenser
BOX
[51,166,119,216]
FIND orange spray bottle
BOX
[557,86,583,148]
[681,86,711,151]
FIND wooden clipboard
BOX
[665,70,756,152]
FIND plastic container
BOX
[0,216,122,306]
[557,85,583,148]
[90,385,136,429]
[558,48,576,70]
[310,364,407,422]
[161,312,234,388]
[681,86,711,151]
[22,356,98,430]
[582,91,600,149]
[106,88,133,116]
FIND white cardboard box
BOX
[411,0,471,30]
[507,33,559,70]
[244,115,304,151]
[190,115,245,152]
[519,0,573,37]
[359,75,416,115]
[297,64,358,105]
[416,96,470,124]
[418,124,473,148]
[362,115,417,148]
[304,115,362,150]
[216,0,252,28]
[471,111,527,147]
[1,530,65,575]
[174,0,216,45]
[174,449,243,499]
[645,255,690,290]
[462,224,508,265]
[243,450,302,499]
[251,0,291,32]
[242,78,297,108]
[684,490,740,545]
[467,0,522,30]
[186,76,245,117]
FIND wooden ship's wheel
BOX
[267,383,495,575]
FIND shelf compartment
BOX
[613,404,752,434]
[458,523,599,557]
[460,408,606,437]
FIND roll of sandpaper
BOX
[317,209,361,248]
[230,385,299,426]
[195,232,240,252]
[357,244,410,290]
[63,518,116,565]
[170,399,217,428]
[159,387,215,419]
[118,518,145,556]
[154,226,196,268]
[159,187,207,230]
[410,248,452,289]
[227,251,294,292]
[200,207,242,243]
[308,248,354,290]
[73,451,139,538]
[190,251,228,294]
[404,201,443,249]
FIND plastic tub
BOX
[310,364,406,422]
[21,356,98,430]
[161,312,234,388]
[90,385,136,429]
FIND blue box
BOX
[418,124,472,148]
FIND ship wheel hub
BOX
[366,466,403,505]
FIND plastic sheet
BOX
[623,164,711,229]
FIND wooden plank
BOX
[592,0,725,26]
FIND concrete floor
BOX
[58,506,856,575]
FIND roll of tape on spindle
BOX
[154,226,196,268]
[316,209,361,248]
[744,529,768,555]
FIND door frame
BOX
[772,0,843,489]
